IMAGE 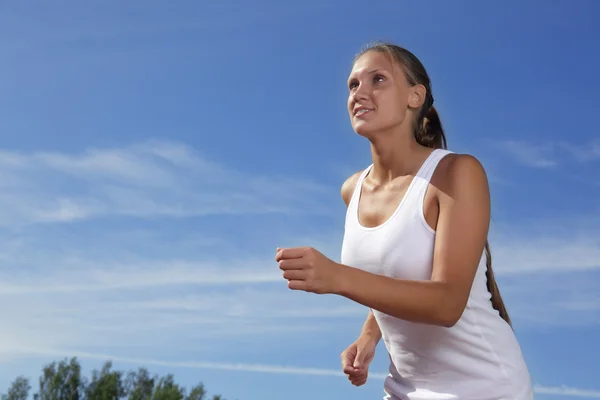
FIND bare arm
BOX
[360,310,382,342]
[341,171,382,342]
[334,155,491,327]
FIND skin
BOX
[275,50,492,386]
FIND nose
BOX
[352,82,370,103]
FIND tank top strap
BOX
[345,164,373,226]
[416,149,454,183]
[411,149,454,220]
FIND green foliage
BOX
[185,384,206,400]
[1,358,229,400]
[124,368,155,400]
[151,375,184,400]
[1,376,31,400]
[39,358,85,400]
[85,361,126,400]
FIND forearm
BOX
[336,264,462,327]
[360,310,382,343]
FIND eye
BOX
[348,79,359,90]
[373,74,385,84]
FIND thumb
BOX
[353,348,366,369]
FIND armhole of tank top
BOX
[417,151,453,236]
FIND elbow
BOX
[435,302,466,328]
[438,313,460,328]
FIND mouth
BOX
[354,107,373,117]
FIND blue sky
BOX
[1,1,599,399]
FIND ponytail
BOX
[415,105,447,150]
[484,242,512,326]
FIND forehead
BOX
[349,51,398,77]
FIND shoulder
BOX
[341,170,365,207]
[437,152,488,181]
[433,152,490,200]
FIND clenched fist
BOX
[340,335,377,386]
[275,246,344,295]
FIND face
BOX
[347,51,422,137]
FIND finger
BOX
[343,365,367,378]
[343,365,360,375]
[349,370,367,380]
[275,247,306,261]
[349,373,366,385]
[346,371,365,381]
[353,349,367,369]
[287,279,307,291]
[341,349,356,370]
[278,258,306,270]
[282,270,306,281]
[352,377,367,386]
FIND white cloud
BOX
[484,217,600,326]
[492,236,600,274]
[500,270,600,327]
[495,140,557,168]
[558,141,600,163]
[0,246,367,352]
[0,260,282,295]
[533,385,600,398]
[0,140,334,226]
[494,139,600,168]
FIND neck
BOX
[368,127,431,182]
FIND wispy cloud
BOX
[500,269,600,327]
[4,347,599,398]
[495,140,557,168]
[5,346,356,377]
[0,140,334,226]
[533,384,600,398]
[486,217,600,326]
[0,260,281,295]
[492,236,600,274]
[0,246,367,351]
[494,139,600,168]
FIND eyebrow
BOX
[349,68,386,80]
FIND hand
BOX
[341,335,377,387]
[275,246,342,294]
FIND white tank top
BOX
[341,149,533,400]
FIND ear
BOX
[408,84,427,110]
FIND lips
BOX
[353,106,374,117]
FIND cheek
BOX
[379,91,407,117]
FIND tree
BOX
[37,357,85,400]
[151,375,185,400]
[4,357,229,400]
[85,361,126,400]
[185,384,206,400]
[124,368,155,400]
[1,376,31,400]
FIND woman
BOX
[275,42,533,399]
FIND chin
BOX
[352,121,380,139]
